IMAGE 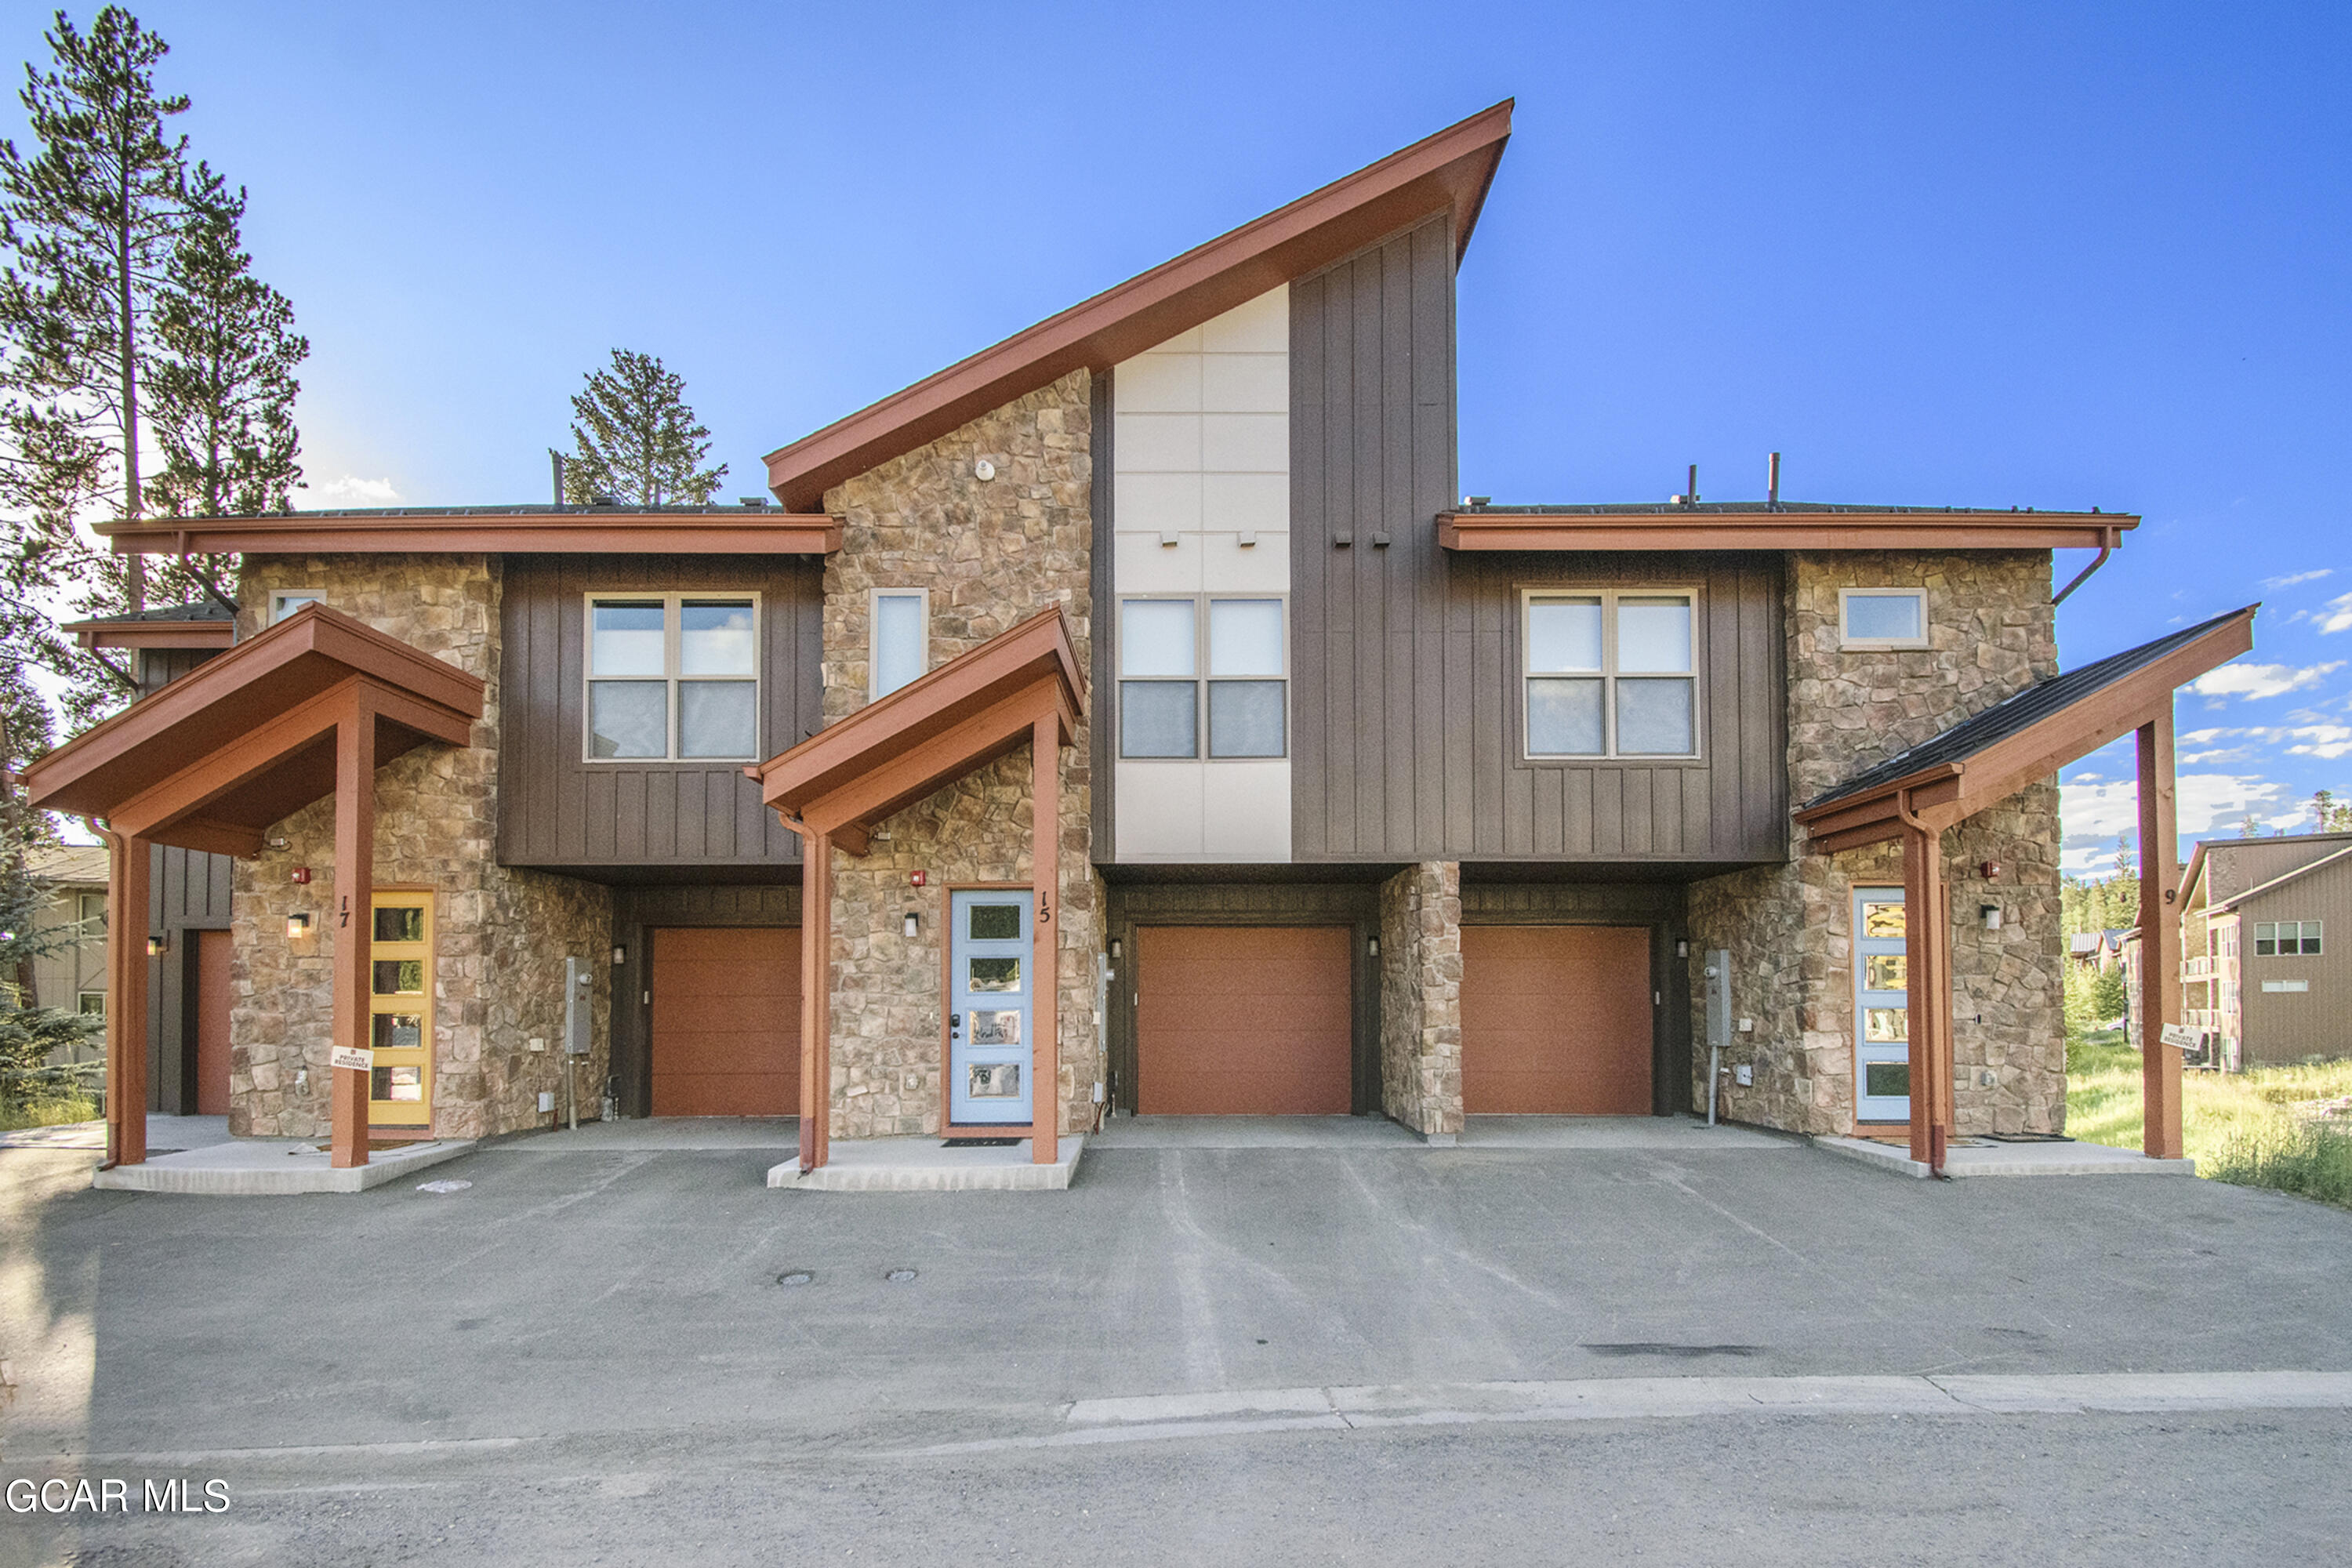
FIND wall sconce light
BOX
[903,911,920,939]
[291,866,311,885]
[611,946,626,965]
[1980,904,2003,931]
[146,933,169,956]
[1367,936,1381,957]
[1675,938,1690,959]
[1109,937,1122,961]
[286,913,311,940]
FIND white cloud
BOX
[2318,592,2352,635]
[2189,659,2344,701]
[2263,568,2335,589]
[2283,725,2352,760]
[314,474,401,506]
[2061,771,2301,876]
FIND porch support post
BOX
[798,827,832,1173]
[1031,714,1058,1165]
[1900,816,1951,1171]
[100,826,152,1165]
[330,695,376,1170]
[2137,710,2184,1160]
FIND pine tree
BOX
[2314,789,2352,833]
[557,349,728,506]
[147,164,305,517]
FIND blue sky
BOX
[9,1,2347,873]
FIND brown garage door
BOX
[651,927,800,1116]
[1461,925,1652,1114]
[1135,926,1352,1114]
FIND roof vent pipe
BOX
[551,451,566,508]
[1767,452,1780,509]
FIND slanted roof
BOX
[64,598,236,651]
[1439,501,2135,553]
[760,101,1515,511]
[1794,606,2257,854]
[27,845,110,886]
[98,503,840,558]
[2212,840,2352,913]
[22,604,485,857]
[2180,830,2352,909]
[752,608,1084,856]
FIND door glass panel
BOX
[590,681,667,757]
[1617,596,1693,673]
[1120,681,1197,757]
[678,601,755,676]
[1526,597,1602,672]
[1207,599,1283,676]
[1864,1062,1911,1098]
[1208,681,1285,757]
[372,1013,424,1050]
[969,1008,1022,1046]
[968,956,1021,993]
[372,960,425,996]
[1864,953,1907,990]
[1615,677,1694,754]
[1528,677,1604,754]
[967,1062,1022,1098]
[372,1065,425,1102]
[967,904,1022,941]
[1863,1007,1908,1043]
[590,601,666,675]
[1120,600,1196,677]
[372,906,424,943]
[677,681,756,757]
[1860,902,1906,938]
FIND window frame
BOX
[868,586,931,702]
[1838,588,1931,651]
[74,892,107,943]
[2253,920,2322,957]
[1115,593,1290,762]
[269,589,327,625]
[77,990,105,1017]
[1517,586,1705,764]
[580,590,764,764]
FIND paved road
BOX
[4,1127,2349,1564]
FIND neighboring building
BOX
[23,846,109,1018]
[24,103,2255,1167]
[2068,927,2129,974]
[2180,833,2352,1067]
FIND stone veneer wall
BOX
[1377,862,1463,1138]
[228,556,612,1141]
[819,369,1101,1141]
[1686,551,2064,1136]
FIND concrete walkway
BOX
[0,1113,234,1152]
[89,1134,476,1194]
[1090,1113,1792,1151]
[768,1134,1084,1191]
[1814,1132,2198,1179]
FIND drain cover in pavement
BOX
[777,1270,815,1287]
[416,1179,472,1193]
[944,1138,1021,1147]
[885,1269,918,1283]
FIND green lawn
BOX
[0,1091,102,1131]
[2068,1036,2352,1209]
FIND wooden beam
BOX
[1031,716,1059,1166]
[107,677,354,840]
[331,697,376,1171]
[804,681,1061,840]
[101,827,151,1166]
[2138,712,2184,1160]
[1901,819,1952,1171]
[798,828,833,1173]
[1439,511,2132,554]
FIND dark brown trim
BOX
[1439,511,2134,554]
[761,102,1512,510]
[97,510,841,557]
[608,884,801,1120]
[65,618,234,652]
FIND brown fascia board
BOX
[760,101,1515,512]
[63,618,235,651]
[1439,510,2137,553]
[95,510,842,557]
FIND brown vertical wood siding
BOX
[1287,216,1788,866]
[138,646,238,1112]
[495,555,823,872]
[2238,870,2352,1065]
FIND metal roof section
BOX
[96,503,840,557]
[1438,501,2136,554]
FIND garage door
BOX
[1461,926,1652,1114]
[651,927,800,1116]
[1135,926,1352,1114]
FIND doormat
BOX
[1978,1133,2074,1144]
[943,1138,1022,1148]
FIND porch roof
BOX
[1792,605,2257,855]
[21,602,485,856]
[750,607,1084,856]
[63,598,236,651]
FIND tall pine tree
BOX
[557,348,728,506]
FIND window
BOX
[2253,920,2322,956]
[270,590,325,624]
[77,991,105,1017]
[75,892,106,943]
[1522,590,1697,759]
[870,590,928,699]
[1838,589,1929,649]
[586,594,759,760]
[1118,597,1288,760]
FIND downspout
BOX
[2051,528,2118,607]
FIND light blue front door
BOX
[1853,887,1911,1123]
[949,890,1034,1126]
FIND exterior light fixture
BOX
[146,934,169,957]
[1675,938,1690,959]
[1980,860,2002,880]
[287,913,311,940]
[1980,904,2003,931]
[1367,936,1381,957]
[291,866,311,885]
[612,946,626,965]
[903,911,919,939]
[1109,937,1122,961]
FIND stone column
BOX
[1378,862,1463,1142]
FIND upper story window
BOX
[2254,920,2321,956]
[270,590,325,624]
[1118,596,1287,760]
[871,589,928,700]
[75,892,105,945]
[1838,589,1929,649]
[586,594,759,760]
[1523,590,1698,759]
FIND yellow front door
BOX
[368,893,434,1127]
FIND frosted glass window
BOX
[1617,596,1693,673]
[1527,678,1605,756]
[1209,681,1284,757]
[1121,600,1196,677]
[1120,681,1197,757]
[873,592,926,697]
[1208,599,1283,676]
[678,681,757,758]
[680,601,756,676]
[1616,677,1695,755]
[590,602,666,675]
[590,681,667,757]
[1842,590,1927,647]
[1527,597,1603,672]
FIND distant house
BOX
[2067,927,2129,974]
[2179,833,2352,1067]
[24,846,110,1017]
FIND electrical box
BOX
[563,956,593,1055]
[1705,950,1732,1057]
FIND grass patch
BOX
[0,1091,103,1131]
[2067,1042,2352,1210]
